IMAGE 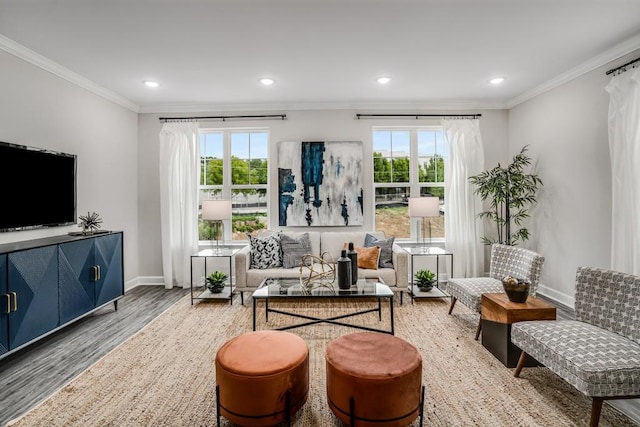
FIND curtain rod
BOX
[606,56,640,75]
[159,114,287,122]
[356,113,481,119]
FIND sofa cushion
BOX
[441,277,503,313]
[355,246,380,270]
[364,234,395,268]
[248,233,282,269]
[281,233,312,268]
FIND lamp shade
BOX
[202,199,232,221]
[408,197,439,217]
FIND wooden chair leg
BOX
[474,318,482,340]
[590,397,604,427]
[514,351,528,377]
[448,297,457,314]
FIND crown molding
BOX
[0,34,139,113]
[507,33,640,109]
[139,100,508,114]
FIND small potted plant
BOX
[205,271,228,293]
[415,269,436,292]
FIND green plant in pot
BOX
[205,271,228,293]
[469,145,543,246]
[415,269,436,292]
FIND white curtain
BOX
[159,122,200,289]
[443,119,485,278]
[606,67,640,276]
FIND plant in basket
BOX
[415,269,436,292]
[205,271,228,293]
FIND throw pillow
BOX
[364,234,395,268]
[247,232,282,269]
[281,233,312,269]
[354,245,381,270]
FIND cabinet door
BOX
[59,238,96,324]
[0,254,8,356]
[8,246,59,350]
[95,233,123,307]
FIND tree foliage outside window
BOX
[199,131,268,241]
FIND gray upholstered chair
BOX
[512,267,640,427]
[441,244,544,340]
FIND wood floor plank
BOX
[0,286,188,426]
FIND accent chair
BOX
[441,243,545,340]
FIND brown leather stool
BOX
[325,332,423,427]
[215,330,309,426]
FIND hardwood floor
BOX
[1,289,638,426]
[0,285,189,426]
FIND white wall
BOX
[508,49,640,307]
[0,50,140,285]
[137,109,508,280]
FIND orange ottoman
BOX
[215,330,309,426]
[325,332,423,427]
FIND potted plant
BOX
[205,271,228,293]
[469,145,543,245]
[415,269,436,292]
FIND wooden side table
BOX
[481,293,556,367]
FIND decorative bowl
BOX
[502,276,531,303]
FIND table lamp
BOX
[202,199,232,254]
[408,197,440,252]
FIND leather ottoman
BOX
[325,332,423,426]
[215,330,309,426]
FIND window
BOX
[199,129,269,242]
[373,127,447,241]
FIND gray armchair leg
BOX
[475,318,482,340]
[514,351,527,377]
[448,297,457,314]
[590,398,604,427]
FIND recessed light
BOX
[259,78,275,86]
[143,80,159,88]
[376,76,391,85]
[489,77,505,85]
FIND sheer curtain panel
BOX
[606,67,640,276]
[159,122,200,289]
[443,119,485,278]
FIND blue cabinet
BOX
[0,232,124,359]
[0,255,7,356]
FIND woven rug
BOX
[6,294,639,427]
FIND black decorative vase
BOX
[346,242,358,285]
[337,250,352,290]
[502,276,531,303]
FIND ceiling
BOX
[1,0,640,113]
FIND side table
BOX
[481,293,556,367]
[404,246,453,303]
[190,248,239,305]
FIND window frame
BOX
[198,127,270,245]
[372,125,446,243]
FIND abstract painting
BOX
[278,141,363,226]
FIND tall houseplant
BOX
[469,145,542,246]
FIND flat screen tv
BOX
[0,141,77,232]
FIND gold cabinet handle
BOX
[92,266,98,281]
[97,265,101,281]
[10,292,17,312]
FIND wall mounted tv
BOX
[0,141,77,232]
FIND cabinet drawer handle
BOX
[97,265,101,281]
[10,292,17,312]
[2,294,9,314]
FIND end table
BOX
[481,293,556,367]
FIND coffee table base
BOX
[253,297,395,335]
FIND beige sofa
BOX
[234,231,409,304]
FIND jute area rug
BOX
[7,295,639,427]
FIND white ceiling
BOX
[1,0,640,113]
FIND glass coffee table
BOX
[252,277,395,334]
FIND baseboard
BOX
[125,276,165,292]
[536,284,575,309]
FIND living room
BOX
[1,1,640,426]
